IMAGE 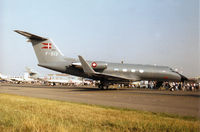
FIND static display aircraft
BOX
[0,73,11,81]
[0,72,35,83]
[26,67,83,85]
[15,30,188,89]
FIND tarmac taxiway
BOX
[0,84,199,117]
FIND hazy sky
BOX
[0,0,199,77]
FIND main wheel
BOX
[104,85,109,90]
[155,81,163,89]
[98,84,104,90]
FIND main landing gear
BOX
[155,81,163,89]
[98,82,109,90]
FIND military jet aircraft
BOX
[15,30,188,89]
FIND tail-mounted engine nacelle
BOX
[90,62,107,70]
[72,62,107,70]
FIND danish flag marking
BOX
[42,43,52,49]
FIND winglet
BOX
[78,56,96,75]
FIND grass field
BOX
[0,93,199,132]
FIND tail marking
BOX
[42,43,52,49]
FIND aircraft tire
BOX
[98,84,104,90]
[104,85,109,90]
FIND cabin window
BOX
[131,69,136,72]
[139,69,144,73]
[114,68,119,71]
[122,69,127,72]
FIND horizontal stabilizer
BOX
[14,30,47,41]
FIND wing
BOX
[78,56,140,82]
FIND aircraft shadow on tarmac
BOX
[72,88,200,97]
[1,84,199,97]
[70,87,200,98]
[71,87,122,92]
[1,84,127,91]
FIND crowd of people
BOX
[165,82,199,91]
[134,81,200,91]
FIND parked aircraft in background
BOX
[26,67,83,86]
[0,72,35,83]
[0,73,11,82]
[15,30,188,89]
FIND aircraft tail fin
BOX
[25,67,39,77]
[15,30,65,64]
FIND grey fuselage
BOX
[38,57,186,83]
